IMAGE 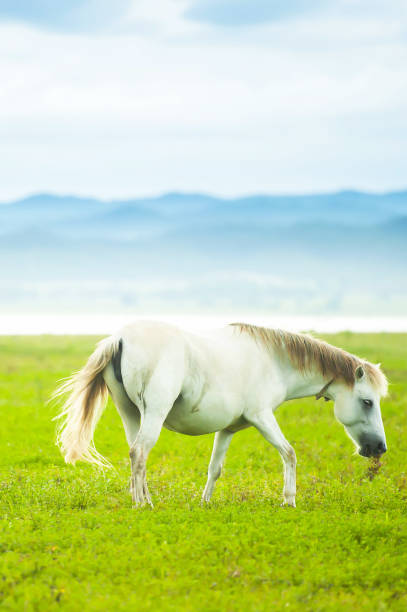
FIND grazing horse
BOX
[54,321,388,507]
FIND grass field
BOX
[1,333,407,611]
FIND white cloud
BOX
[0,2,406,200]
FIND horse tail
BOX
[53,336,122,468]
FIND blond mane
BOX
[231,323,388,395]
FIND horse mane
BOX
[230,323,388,395]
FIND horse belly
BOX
[164,392,242,436]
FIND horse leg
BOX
[202,429,233,503]
[246,411,297,507]
[103,362,142,497]
[128,356,184,508]
[103,362,141,447]
[129,423,159,507]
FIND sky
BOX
[0,0,406,201]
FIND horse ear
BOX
[355,365,365,381]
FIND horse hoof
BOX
[281,499,296,508]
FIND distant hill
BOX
[1,190,406,314]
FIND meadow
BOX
[1,333,406,611]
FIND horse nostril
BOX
[377,442,387,455]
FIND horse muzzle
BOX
[358,435,387,457]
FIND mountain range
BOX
[1,190,406,315]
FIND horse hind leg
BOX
[129,409,172,507]
[103,362,141,446]
[103,363,142,498]
[127,355,184,508]
[130,444,152,506]
[202,429,234,503]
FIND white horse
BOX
[54,321,388,507]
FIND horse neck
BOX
[280,361,331,401]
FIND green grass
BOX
[1,333,407,611]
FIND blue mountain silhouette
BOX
[1,190,406,314]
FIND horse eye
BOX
[362,399,373,408]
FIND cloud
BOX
[0,0,132,32]
[1,0,405,34]
[0,2,406,200]
[184,0,407,28]
[184,0,322,26]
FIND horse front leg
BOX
[246,410,297,507]
[202,429,234,503]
